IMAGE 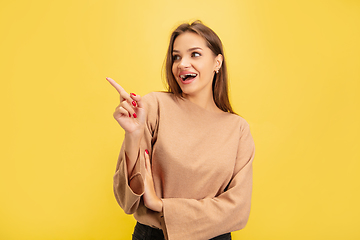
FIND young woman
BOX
[107,20,255,240]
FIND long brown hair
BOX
[163,20,235,114]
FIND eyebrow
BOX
[173,47,203,53]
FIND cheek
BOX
[202,61,215,75]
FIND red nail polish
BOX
[145,149,149,154]
[132,101,136,106]
[128,112,131,117]
[133,113,137,118]
[131,93,136,96]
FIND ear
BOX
[214,54,223,71]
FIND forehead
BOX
[173,32,208,51]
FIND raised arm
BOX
[107,77,149,213]
[107,78,159,214]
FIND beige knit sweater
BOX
[113,92,255,240]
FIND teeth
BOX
[180,73,197,79]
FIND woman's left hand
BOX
[143,150,163,212]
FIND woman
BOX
[107,20,255,240]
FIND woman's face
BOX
[172,32,222,99]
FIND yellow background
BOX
[1,0,359,239]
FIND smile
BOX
[179,73,198,84]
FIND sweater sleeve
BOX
[113,93,159,214]
[161,120,255,240]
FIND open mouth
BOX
[180,73,197,82]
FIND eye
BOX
[191,52,201,57]
[172,55,181,61]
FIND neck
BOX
[182,91,222,113]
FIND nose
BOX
[178,56,191,69]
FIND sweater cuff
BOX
[128,172,144,196]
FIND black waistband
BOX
[133,222,165,239]
[133,222,231,240]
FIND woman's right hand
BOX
[106,77,146,136]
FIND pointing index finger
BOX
[106,77,130,101]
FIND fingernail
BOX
[131,93,136,96]
[106,77,109,80]
[145,149,149,154]
[133,113,137,118]
[132,101,136,107]
[128,112,131,117]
